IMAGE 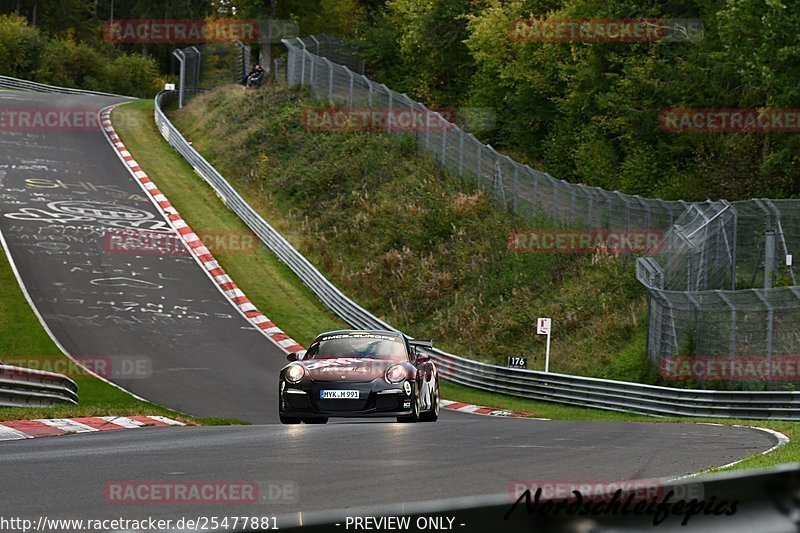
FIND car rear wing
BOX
[408,339,434,354]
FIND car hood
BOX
[303,358,397,382]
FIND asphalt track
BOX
[0,90,783,527]
[0,91,286,423]
[0,417,777,523]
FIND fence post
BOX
[476,140,483,189]
[584,187,594,228]
[382,84,393,133]
[440,112,448,166]
[458,128,464,177]
[172,48,186,108]
[754,291,774,387]
[190,46,201,95]
[323,58,334,102]
[512,159,519,214]
[299,39,307,86]
[344,66,354,109]
[365,76,373,107]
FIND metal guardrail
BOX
[153,90,800,421]
[428,350,800,420]
[0,365,78,407]
[0,75,133,98]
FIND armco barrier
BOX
[0,365,78,407]
[152,90,800,421]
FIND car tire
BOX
[280,414,302,424]
[397,392,420,423]
[419,385,439,422]
[303,417,329,424]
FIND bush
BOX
[104,53,163,98]
[0,14,44,77]
[0,14,162,98]
[35,37,105,89]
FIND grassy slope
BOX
[170,85,653,383]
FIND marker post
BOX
[537,318,552,372]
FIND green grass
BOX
[111,99,347,346]
[0,234,238,423]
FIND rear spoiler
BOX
[408,339,434,350]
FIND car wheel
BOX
[397,392,420,423]
[419,385,439,422]
[303,417,329,424]
[280,414,302,424]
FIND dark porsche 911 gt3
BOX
[278,330,440,424]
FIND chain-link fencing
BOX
[278,34,800,389]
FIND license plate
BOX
[320,390,359,399]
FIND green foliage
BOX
[35,37,106,89]
[0,13,43,76]
[356,0,800,201]
[0,14,162,97]
[357,0,474,107]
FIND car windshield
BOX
[306,334,407,361]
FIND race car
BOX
[278,329,440,424]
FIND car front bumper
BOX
[279,379,415,418]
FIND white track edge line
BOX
[0,226,148,402]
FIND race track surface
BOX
[0,91,287,423]
[0,90,782,526]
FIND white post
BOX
[537,317,552,372]
[545,329,551,373]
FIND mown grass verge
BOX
[0,234,237,424]
[111,89,799,471]
[112,99,347,345]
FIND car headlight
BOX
[385,364,407,384]
[285,364,305,383]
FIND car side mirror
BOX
[286,353,299,362]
